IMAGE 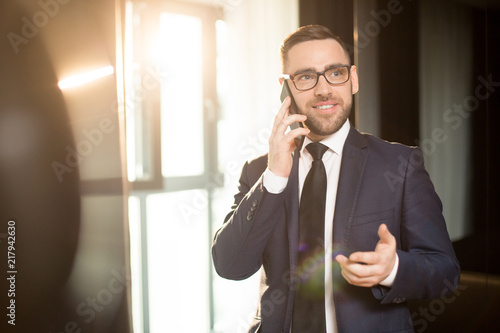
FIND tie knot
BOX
[306,142,328,161]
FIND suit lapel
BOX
[332,127,369,254]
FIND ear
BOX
[350,65,359,94]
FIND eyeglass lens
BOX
[293,66,349,90]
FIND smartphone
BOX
[280,81,304,150]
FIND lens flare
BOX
[58,66,114,90]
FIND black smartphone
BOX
[280,81,304,150]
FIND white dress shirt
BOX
[263,120,398,332]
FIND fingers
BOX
[272,97,307,137]
[335,254,383,287]
[345,225,394,265]
[271,96,290,134]
[335,254,348,264]
[334,224,397,287]
[336,253,380,275]
[268,97,309,177]
[348,251,378,265]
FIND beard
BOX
[299,96,352,136]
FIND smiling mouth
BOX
[314,104,336,110]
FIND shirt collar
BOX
[300,120,350,156]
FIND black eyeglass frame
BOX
[280,65,352,91]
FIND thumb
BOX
[377,223,394,245]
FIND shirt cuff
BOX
[262,168,288,194]
[379,253,399,288]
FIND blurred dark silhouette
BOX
[0,1,80,331]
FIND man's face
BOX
[284,39,358,140]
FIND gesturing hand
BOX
[268,96,310,178]
[335,224,397,287]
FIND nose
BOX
[314,74,332,97]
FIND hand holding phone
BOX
[280,81,305,150]
[268,82,308,178]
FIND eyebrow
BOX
[293,63,349,75]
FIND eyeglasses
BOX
[281,65,351,91]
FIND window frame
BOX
[123,1,222,332]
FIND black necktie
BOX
[292,142,328,333]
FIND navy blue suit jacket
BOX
[212,126,460,333]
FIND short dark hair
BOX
[280,25,351,72]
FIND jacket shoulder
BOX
[357,130,419,157]
[242,154,268,182]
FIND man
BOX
[212,25,459,333]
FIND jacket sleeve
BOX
[373,147,461,303]
[212,157,286,280]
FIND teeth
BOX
[315,104,334,109]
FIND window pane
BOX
[128,196,144,333]
[158,13,205,177]
[146,190,209,332]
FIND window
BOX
[124,1,220,332]
[124,1,297,331]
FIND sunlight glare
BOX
[58,65,114,90]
